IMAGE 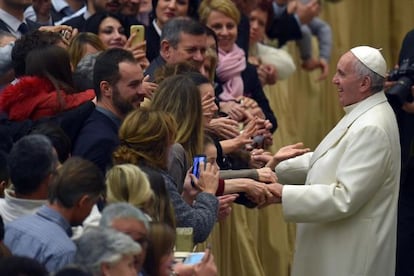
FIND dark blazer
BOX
[0,18,39,34]
[72,108,120,173]
[144,55,166,81]
[266,10,302,47]
[215,63,278,133]
[61,14,85,30]
[145,22,160,63]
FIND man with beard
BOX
[0,0,38,37]
[72,48,145,173]
[145,17,207,81]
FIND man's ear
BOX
[100,81,112,98]
[101,262,112,276]
[360,75,372,92]
[77,194,92,208]
[160,40,172,59]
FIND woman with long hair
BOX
[0,45,95,121]
[113,108,219,244]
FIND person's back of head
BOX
[30,122,72,164]
[11,30,64,78]
[154,61,199,84]
[48,157,105,225]
[93,48,136,101]
[73,52,100,91]
[139,166,176,228]
[74,226,141,275]
[67,32,106,70]
[100,202,150,229]
[151,74,203,160]
[160,17,207,48]
[25,45,75,93]
[105,164,155,213]
[143,222,176,276]
[113,108,177,170]
[8,134,57,196]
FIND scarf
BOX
[216,44,246,101]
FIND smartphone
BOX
[191,155,207,187]
[130,25,145,47]
[183,252,205,265]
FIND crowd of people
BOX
[0,0,412,275]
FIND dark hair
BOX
[0,256,48,276]
[8,134,57,195]
[25,45,75,94]
[84,12,130,37]
[151,0,200,21]
[253,0,274,32]
[93,48,136,100]
[11,30,63,78]
[48,157,105,208]
[186,71,211,86]
[204,25,218,54]
[160,17,206,48]
[143,222,176,276]
[139,165,176,228]
[30,122,71,163]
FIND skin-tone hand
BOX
[258,64,278,86]
[191,162,219,194]
[142,75,157,99]
[302,57,329,81]
[249,149,272,168]
[266,142,311,170]
[317,58,329,81]
[242,179,269,205]
[206,117,240,139]
[219,101,246,121]
[174,247,217,276]
[202,94,218,120]
[257,183,283,208]
[194,247,218,276]
[124,36,149,70]
[256,167,278,183]
[217,194,238,221]
[39,25,78,46]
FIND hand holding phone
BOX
[130,25,145,47]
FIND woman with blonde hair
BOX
[106,164,155,217]
[113,108,219,244]
[199,0,277,133]
[106,164,176,228]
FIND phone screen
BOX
[191,155,206,188]
[183,252,205,265]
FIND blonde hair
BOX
[151,75,204,162]
[204,48,218,82]
[198,0,241,25]
[68,32,106,69]
[105,164,155,215]
[113,108,177,170]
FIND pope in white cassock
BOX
[270,46,401,276]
